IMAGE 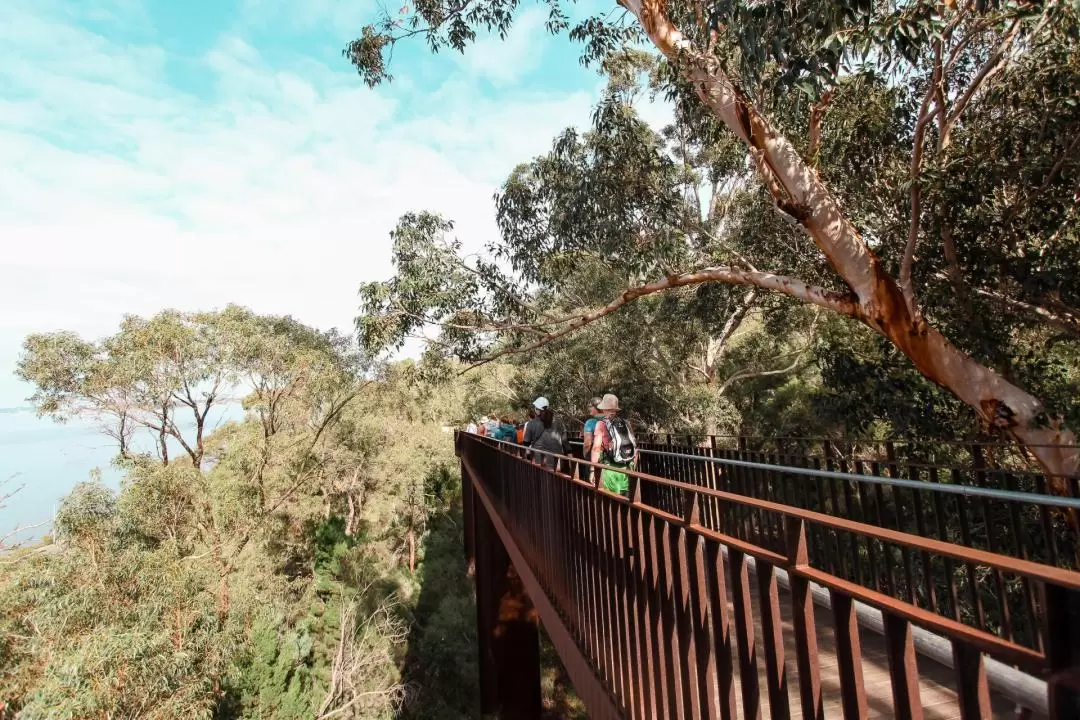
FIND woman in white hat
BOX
[522,396,569,469]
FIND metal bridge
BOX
[457,432,1080,719]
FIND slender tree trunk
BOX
[346,494,357,537]
[408,527,416,574]
[621,0,1078,483]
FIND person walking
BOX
[522,397,569,469]
[581,396,603,478]
[590,393,637,496]
[582,396,604,455]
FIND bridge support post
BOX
[462,459,475,575]
[474,491,542,719]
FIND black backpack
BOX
[603,417,636,466]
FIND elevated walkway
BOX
[457,433,1080,719]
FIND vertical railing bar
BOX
[660,515,691,717]
[930,468,961,621]
[634,484,664,719]
[883,612,923,720]
[909,466,937,613]
[729,548,762,720]
[592,483,616,689]
[584,483,602,669]
[757,559,791,720]
[824,444,850,581]
[607,495,634,712]
[622,483,643,720]
[1034,474,1060,567]
[838,455,862,587]
[687,508,720,720]
[613,498,635,716]
[673,496,708,720]
[953,470,987,629]
[648,512,680,718]
[952,640,992,719]
[972,444,1013,643]
[594,488,618,699]
[786,517,824,720]
[705,539,738,720]
[885,442,917,605]
[672,497,701,718]
[870,461,897,596]
[854,460,880,592]
[831,590,869,720]
[1004,471,1041,651]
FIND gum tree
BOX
[349,1,1080,482]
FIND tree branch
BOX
[901,41,943,317]
[465,266,857,372]
[807,90,833,166]
[967,284,1080,338]
[940,19,1021,149]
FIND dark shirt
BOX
[523,417,569,468]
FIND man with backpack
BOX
[590,394,637,496]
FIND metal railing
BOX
[459,432,1080,719]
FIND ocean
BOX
[0,404,244,544]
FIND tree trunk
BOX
[621,0,1078,483]
[346,494,357,537]
[408,527,416,574]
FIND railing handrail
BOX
[559,438,1080,509]
[466,433,1080,672]
[643,445,1080,510]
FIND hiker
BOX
[582,396,603,461]
[465,419,478,434]
[581,396,603,479]
[522,397,569,470]
[493,415,517,442]
[516,409,533,445]
[590,393,637,496]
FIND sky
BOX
[0,0,671,407]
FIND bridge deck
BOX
[729,567,1020,719]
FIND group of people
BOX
[465,393,638,496]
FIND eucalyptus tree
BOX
[350,1,1080,480]
[18,311,234,468]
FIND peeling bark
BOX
[619,0,1078,483]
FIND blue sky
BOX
[0,0,669,407]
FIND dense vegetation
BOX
[0,308,495,719]
[3,0,1079,717]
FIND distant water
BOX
[0,404,244,544]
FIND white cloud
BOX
[0,2,601,405]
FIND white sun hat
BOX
[533,396,550,410]
[596,393,620,411]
